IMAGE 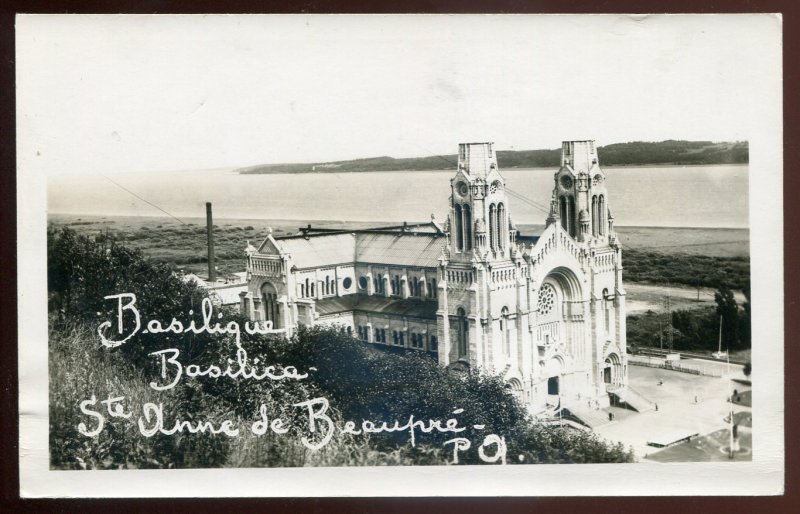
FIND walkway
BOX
[593,366,751,461]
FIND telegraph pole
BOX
[663,292,673,352]
[206,202,217,283]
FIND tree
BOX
[715,286,740,350]
[738,284,752,349]
[48,228,634,467]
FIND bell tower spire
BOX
[551,140,612,242]
[448,142,514,262]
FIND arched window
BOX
[497,203,506,251]
[559,196,568,232]
[454,204,463,251]
[489,203,497,250]
[501,306,510,356]
[599,195,606,235]
[603,288,611,336]
[567,196,576,237]
[261,283,280,329]
[592,195,598,236]
[457,307,468,357]
[463,205,472,251]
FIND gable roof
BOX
[315,294,438,319]
[274,233,356,269]
[355,233,445,268]
[257,222,447,270]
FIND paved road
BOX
[681,358,747,379]
[594,365,750,460]
[625,282,747,315]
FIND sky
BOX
[17,14,781,175]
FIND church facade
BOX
[241,140,628,414]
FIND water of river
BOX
[47,164,748,228]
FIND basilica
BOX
[240,140,631,416]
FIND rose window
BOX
[538,284,556,315]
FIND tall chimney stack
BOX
[206,202,216,283]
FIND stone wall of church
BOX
[351,264,439,299]
[243,139,627,417]
[352,311,438,353]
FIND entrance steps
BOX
[609,386,655,413]
[536,416,593,432]
[562,403,615,429]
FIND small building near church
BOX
[241,140,628,415]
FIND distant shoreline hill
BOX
[238,140,748,174]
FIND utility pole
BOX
[727,351,735,459]
[663,292,673,352]
[206,202,217,283]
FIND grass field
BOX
[48,214,383,277]
[518,224,749,258]
[48,214,750,314]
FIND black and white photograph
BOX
[16,13,783,496]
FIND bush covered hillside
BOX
[48,227,633,469]
[622,250,750,290]
[237,140,747,174]
[596,140,748,166]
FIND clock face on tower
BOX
[560,175,573,189]
[456,181,469,197]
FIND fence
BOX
[628,355,724,377]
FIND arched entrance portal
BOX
[261,282,281,329]
[604,353,622,386]
[542,356,564,407]
[547,376,559,395]
[537,266,585,363]
[506,378,523,400]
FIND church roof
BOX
[274,233,356,269]
[315,294,438,319]
[354,295,438,318]
[265,227,445,270]
[355,233,445,268]
[208,283,248,306]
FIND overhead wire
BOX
[102,174,188,225]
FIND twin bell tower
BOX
[447,139,613,265]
